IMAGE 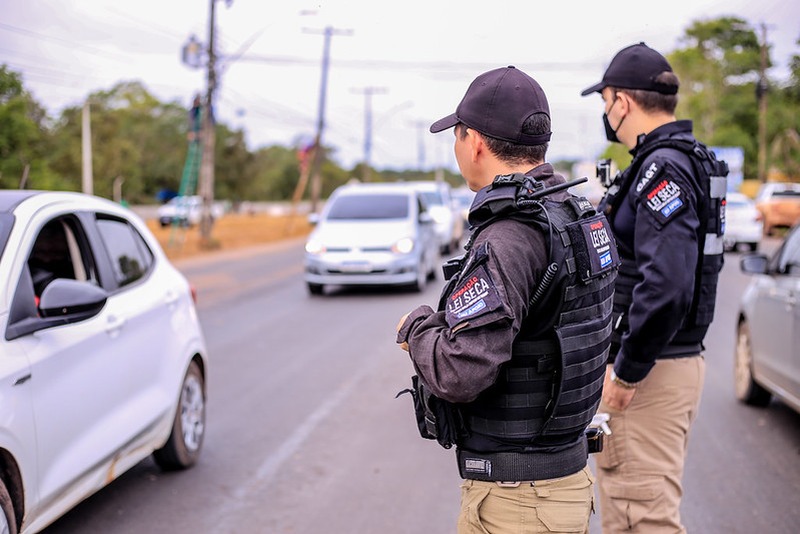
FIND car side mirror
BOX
[419,212,433,224]
[39,279,108,318]
[308,213,320,225]
[740,254,769,275]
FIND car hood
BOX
[310,220,415,248]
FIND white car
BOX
[0,190,208,534]
[157,195,224,228]
[304,182,440,294]
[724,191,763,252]
[405,181,464,253]
[736,222,800,415]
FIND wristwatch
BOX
[609,369,639,389]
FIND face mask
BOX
[603,95,625,143]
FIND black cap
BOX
[581,42,678,96]
[430,66,551,145]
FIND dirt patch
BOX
[146,213,312,261]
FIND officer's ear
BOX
[466,128,484,163]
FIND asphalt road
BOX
[43,237,800,533]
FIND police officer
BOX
[580,43,727,533]
[396,66,619,533]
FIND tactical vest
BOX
[439,176,618,480]
[604,138,728,354]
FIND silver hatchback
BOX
[303,182,440,295]
[736,223,800,414]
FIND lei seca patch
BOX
[445,265,503,327]
[642,177,685,224]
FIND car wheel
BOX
[153,361,205,470]
[307,283,324,296]
[0,477,17,534]
[734,320,772,407]
[409,260,427,292]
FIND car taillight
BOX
[190,284,198,304]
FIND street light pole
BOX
[352,86,387,181]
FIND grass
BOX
[146,213,313,261]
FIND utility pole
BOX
[409,120,427,172]
[756,22,769,183]
[197,0,222,246]
[82,101,93,195]
[351,86,387,181]
[304,26,352,212]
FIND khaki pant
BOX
[457,466,595,533]
[594,357,705,533]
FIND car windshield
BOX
[326,194,409,220]
[773,190,800,198]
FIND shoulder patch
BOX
[640,176,685,225]
[445,264,503,328]
[636,161,659,193]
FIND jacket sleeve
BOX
[614,158,701,383]
[397,220,546,403]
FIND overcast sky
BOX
[2,0,798,173]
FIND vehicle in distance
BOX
[303,182,439,295]
[451,186,476,233]
[0,190,208,534]
[157,195,224,228]
[754,182,800,236]
[735,222,800,415]
[404,181,464,254]
[724,191,763,252]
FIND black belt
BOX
[457,439,587,482]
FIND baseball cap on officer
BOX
[581,42,678,96]
[430,66,552,145]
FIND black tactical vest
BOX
[603,139,728,354]
[442,175,619,461]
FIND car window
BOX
[27,216,96,299]
[776,227,800,275]
[96,216,154,287]
[0,213,13,261]
[326,194,409,220]
[418,190,444,206]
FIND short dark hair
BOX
[455,113,549,165]
[613,71,679,114]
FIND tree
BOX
[0,65,60,189]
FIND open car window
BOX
[27,216,96,300]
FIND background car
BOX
[754,182,800,236]
[0,190,208,534]
[404,181,463,254]
[451,186,476,233]
[724,191,763,252]
[157,195,224,228]
[735,222,800,415]
[303,182,439,295]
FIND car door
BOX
[751,227,800,393]
[87,214,182,445]
[769,227,800,397]
[7,212,137,511]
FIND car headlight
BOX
[305,240,325,254]
[392,237,415,254]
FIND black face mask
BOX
[603,95,625,143]
[603,113,620,143]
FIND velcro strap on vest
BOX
[457,439,588,482]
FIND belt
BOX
[457,439,587,482]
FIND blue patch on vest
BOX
[457,299,486,319]
[661,197,683,217]
[600,250,612,269]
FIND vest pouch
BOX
[397,375,467,449]
[565,215,620,283]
